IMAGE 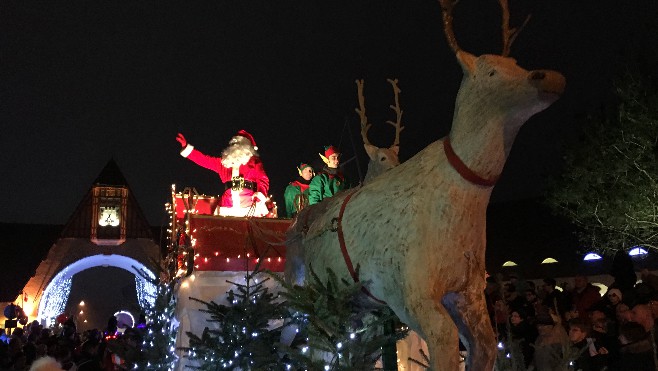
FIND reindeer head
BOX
[454,51,565,128]
[355,78,404,183]
[440,0,565,156]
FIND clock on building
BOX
[91,184,128,245]
[99,206,120,227]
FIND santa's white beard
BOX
[221,142,257,168]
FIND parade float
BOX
[164,0,565,368]
[163,186,290,369]
[285,0,565,369]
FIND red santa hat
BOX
[236,130,258,150]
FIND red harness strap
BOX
[444,136,499,187]
[336,191,387,305]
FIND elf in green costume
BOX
[284,163,314,218]
[308,145,346,205]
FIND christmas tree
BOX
[273,266,408,370]
[183,267,287,370]
[134,267,179,370]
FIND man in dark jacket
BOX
[541,278,571,317]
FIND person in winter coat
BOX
[570,275,602,319]
[611,321,657,371]
[529,313,569,371]
[308,145,346,205]
[509,309,538,368]
[176,131,270,217]
[284,163,314,218]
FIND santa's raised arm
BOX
[176,130,270,217]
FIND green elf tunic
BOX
[284,177,311,218]
[308,166,346,205]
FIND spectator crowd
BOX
[0,315,142,371]
[487,267,658,371]
[3,260,658,370]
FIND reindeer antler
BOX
[355,79,372,147]
[499,0,531,57]
[441,0,531,57]
[386,78,404,148]
[438,0,461,53]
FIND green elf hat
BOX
[297,163,313,176]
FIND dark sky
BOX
[2,0,655,226]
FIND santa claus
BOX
[176,130,270,217]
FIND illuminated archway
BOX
[37,254,156,323]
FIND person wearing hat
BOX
[602,288,623,321]
[176,131,270,217]
[530,312,569,371]
[308,145,346,205]
[284,163,314,218]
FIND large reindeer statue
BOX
[286,0,565,369]
[355,78,404,183]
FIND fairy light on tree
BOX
[182,266,287,370]
[273,267,407,370]
[133,267,179,371]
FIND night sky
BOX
[2,0,655,226]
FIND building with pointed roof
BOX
[1,159,161,331]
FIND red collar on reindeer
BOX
[443,136,499,187]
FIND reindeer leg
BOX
[442,291,496,371]
[412,305,460,371]
[283,227,306,285]
[283,244,305,286]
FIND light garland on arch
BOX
[39,276,72,321]
[38,255,159,323]
[135,276,157,308]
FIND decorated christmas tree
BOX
[273,266,407,370]
[183,267,287,370]
[134,268,179,370]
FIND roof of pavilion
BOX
[485,198,658,280]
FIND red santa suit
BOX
[180,141,269,217]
